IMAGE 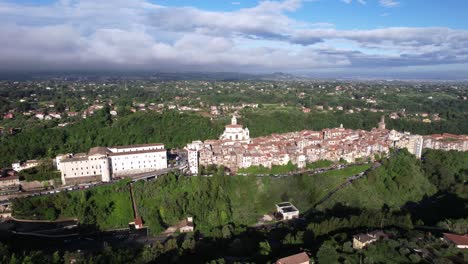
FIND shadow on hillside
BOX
[401,191,468,226]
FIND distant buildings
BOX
[186,116,432,174]
[276,252,310,264]
[353,231,387,249]
[185,115,468,174]
[423,134,468,151]
[56,143,167,185]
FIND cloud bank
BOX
[0,0,467,76]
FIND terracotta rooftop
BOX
[276,252,310,264]
[134,216,143,226]
[88,147,109,156]
[443,233,468,246]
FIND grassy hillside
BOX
[319,150,437,209]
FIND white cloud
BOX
[341,0,366,5]
[0,0,466,74]
[380,0,399,8]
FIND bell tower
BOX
[378,116,386,130]
[231,115,237,125]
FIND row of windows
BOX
[71,165,102,171]
[112,154,164,160]
[64,170,101,177]
[113,164,162,171]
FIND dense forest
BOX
[0,109,223,167]
[12,179,133,230]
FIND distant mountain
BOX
[1,71,465,82]
[0,71,307,81]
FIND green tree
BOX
[258,241,271,256]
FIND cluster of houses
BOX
[272,230,468,264]
[186,115,467,174]
[210,103,258,116]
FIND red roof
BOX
[276,252,310,264]
[443,233,468,246]
[134,216,143,226]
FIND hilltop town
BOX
[0,79,467,264]
[186,115,468,174]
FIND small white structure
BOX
[297,155,306,169]
[276,202,299,220]
[179,217,194,233]
[12,160,40,172]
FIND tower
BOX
[100,157,111,182]
[231,115,237,125]
[378,116,386,130]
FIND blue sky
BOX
[1,0,468,79]
[154,0,468,29]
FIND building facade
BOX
[57,143,167,185]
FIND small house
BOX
[443,233,468,249]
[353,230,387,249]
[276,202,299,220]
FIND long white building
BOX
[56,143,167,185]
